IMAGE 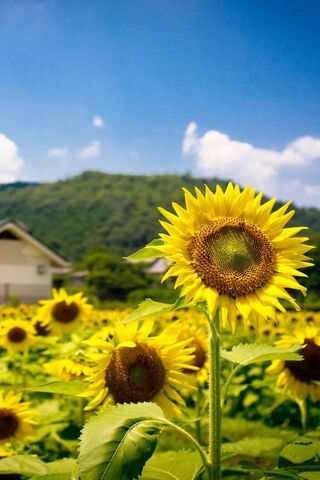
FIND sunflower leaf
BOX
[220,343,303,366]
[0,456,47,476]
[222,436,284,460]
[278,441,320,467]
[139,450,203,480]
[26,380,87,396]
[125,239,165,260]
[0,456,77,478]
[78,402,167,480]
[122,298,185,324]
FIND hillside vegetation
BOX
[0,171,319,261]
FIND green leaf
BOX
[32,476,71,480]
[122,298,185,325]
[26,381,87,395]
[78,402,167,480]
[0,457,77,478]
[140,450,203,480]
[44,458,78,476]
[221,343,303,367]
[0,456,47,476]
[222,417,295,443]
[300,473,320,479]
[278,442,320,467]
[125,239,165,260]
[222,437,284,460]
[238,462,300,480]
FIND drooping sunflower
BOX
[43,359,92,381]
[157,183,313,330]
[267,325,320,402]
[0,391,37,444]
[0,319,36,353]
[37,289,93,334]
[79,320,197,418]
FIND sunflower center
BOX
[0,410,19,439]
[285,339,320,383]
[188,217,274,297]
[7,327,27,343]
[184,340,206,371]
[105,343,166,403]
[52,301,79,323]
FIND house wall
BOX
[0,239,52,303]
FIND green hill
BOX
[0,171,319,261]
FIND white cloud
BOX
[78,141,101,159]
[0,133,24,183]
[92,115,104,128]
[183,122,320,203]
[48,147,68,158]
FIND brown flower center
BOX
[285,339,320,383]
[52,301,79,323]
[105,343,166,403]
[183,340,206,372]
[7,327,27,343]
[188,217,274,297]
[0,411,19,439]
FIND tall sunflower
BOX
[0,391,37,444]
[0,319,36,353]
[267,324,320,402]
[79,320,197,418]
[37,289,93,334]
[157,183,313,330]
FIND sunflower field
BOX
[1,183,320,480]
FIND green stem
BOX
[221,364,241,409]
[208,311,221,480]
[165,420,212,479]
[296,398,307,431]
[195,388,202,444]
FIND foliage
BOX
[78,403,166,480]
[221,343,303,366]
[140,450,203,480]
[122,298,185,324]
[78,247,150,301]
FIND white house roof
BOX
[145,258,170,275]
[0,219,70,268]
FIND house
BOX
[144,258,170,275]
[0,219,69,304]
[127,257,170,276]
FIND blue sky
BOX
[0,0,320,206]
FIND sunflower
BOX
[0,319,36,353]
[37,288,93,334]
[267,324,320,402]
[0,391,37,444]
[164,319,208,385]
[157,183,313,330]
[43,359,92,381]
[80,320,197,418]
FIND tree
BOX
[79,247,150,301]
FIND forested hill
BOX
[0,171,319,261]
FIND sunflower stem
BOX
[297,398,307,431]
[208,310,221,480]
[195,388,202,444]
[164,420,212,479]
